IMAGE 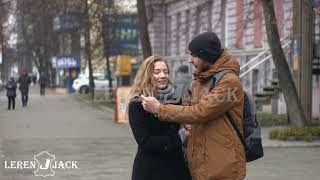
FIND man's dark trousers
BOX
[20,89,29,107]
[8,96,15,110]
[40,85,46,96]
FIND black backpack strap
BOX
[225,112,248,150]
[210,70,235,90]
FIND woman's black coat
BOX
[6,80,17,97]
[129,98,191,180]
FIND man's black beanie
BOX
[188,32,222,64]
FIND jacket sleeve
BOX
[159,74,243,124]
[128,101,182,154]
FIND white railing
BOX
[240,36,291,78]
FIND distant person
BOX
[5,77,17,110]
[32,74,37,85]
[174,64,192,94]
[39,73,48,96]
[18,70,31,107]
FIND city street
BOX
[0,86,319,180]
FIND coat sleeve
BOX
[128,101,182,154]
[158,74,243,124]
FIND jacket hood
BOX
[194,49,240,82]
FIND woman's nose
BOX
[159,72,166,77]
[188,57,193,64]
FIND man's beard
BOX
[198,63,211,72]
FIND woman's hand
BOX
[184,124,192,131]
[141,95,161,114]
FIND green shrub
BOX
[257,112,287,126]
[268,126,320,142]
[269,129,279,140]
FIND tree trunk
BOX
[261,0,307,127]
[136,0,152,59]
[85,0,95,101]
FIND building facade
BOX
[146,0,320,119]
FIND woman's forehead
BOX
[154,61,168,69]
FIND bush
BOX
[257,112,288,126]
[268,126,320,142]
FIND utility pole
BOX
[292,0,314,123]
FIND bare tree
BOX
[261,0,306,127]
[137,0,152,58]
[0,0,13,81]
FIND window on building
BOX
[253,0,263,47]
[193,6,201,36]
[166,16,171,56]
[185,10,190,46]
[207,1,213,32]
[236,0,244,49]
[59,33,72,55]
[65,34,72,54]
[176,13,181,55]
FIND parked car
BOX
[72,75,114,94]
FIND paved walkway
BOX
[0,86,319,180]
[0,86,135,180]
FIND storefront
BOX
[52,55,80,93]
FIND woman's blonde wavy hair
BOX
[128,55,170,99]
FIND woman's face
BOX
[153,61,169,89]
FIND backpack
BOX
[209,70,264,162]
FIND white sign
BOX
[51,56,79,69]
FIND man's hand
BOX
[141,95,161,114]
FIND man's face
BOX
[188,53,211,72]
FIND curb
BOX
[262,140,320,148]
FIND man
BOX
[39,73,48,96]
[142,32,246,180]
[174,64,192,95]
[18,70,31,107]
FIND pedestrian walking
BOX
[32,74,37,85]
[128,55,191,180]
[18,70,31,107]
[5,77,17,110]
[39,73,48,96]
[141,32,246,180]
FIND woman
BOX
[128,55,191,180]
[6,77,17,110]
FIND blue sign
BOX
[52,55,80,69]
[312,0,320,6]
[103,14,139,56]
